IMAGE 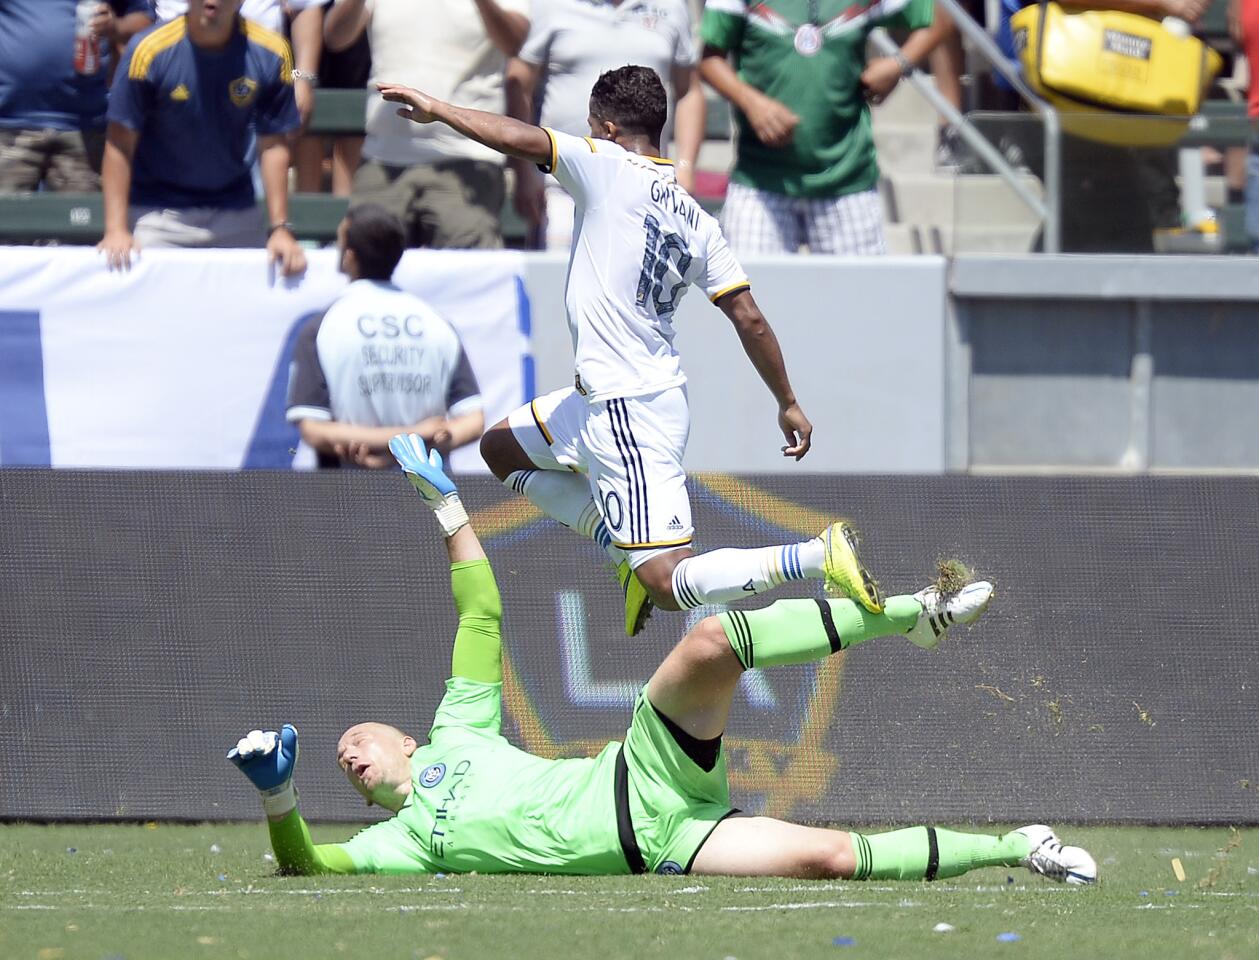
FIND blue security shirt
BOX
[108,16,299,209]
[0,0,152,131]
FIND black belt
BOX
[614,746,647,874]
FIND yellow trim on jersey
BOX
[529,399,554,445]
[129,17,186,81]
[583,137,598,153]
[540,127,559,174]
[242,19,294,83]
[709,280,751,303]
[645,156,675,166]
[618,536,694,550]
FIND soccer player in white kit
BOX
[378,67,883,636]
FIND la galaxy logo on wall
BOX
[228,76,258,108]
[487,476,850,822]
[419,763,447,788]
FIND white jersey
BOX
[286,279,482,430]
[541,128,750,402]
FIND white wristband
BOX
[260,781,297,818]
[433,494,470,537]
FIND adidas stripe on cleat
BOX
[821,521,883,614]
[904,580,993,649]
[1015,824,1098,885]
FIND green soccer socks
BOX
[717,595,923,669]
[849,826,1033,881]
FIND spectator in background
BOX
[1234,0,1259,252]
[509,0,705,249]
[294,20,371,194]
[324,0,530,249]
[995,0,1205,252]
[0,0,153,194]
[154,0,329,130]
[700,0,945,256]
[286,204,485,469]
[98,0,305,274]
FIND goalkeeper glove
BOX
[389,432,468,536]
[227,724,299,818]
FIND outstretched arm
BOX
[390,434,503,684]
[716,289,812,460]
[228,726,357,875]
[375,83,552,167]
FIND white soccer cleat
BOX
[1015,824,1098,885]
[904,580,994,649]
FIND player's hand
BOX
[267,226,307,278]
[743,92,799,148]
[778,402,812,460]
[377,83,440,124]
[294,78,316,131]
[1161,0,1208,24]
[333,440,392,469]
[97,228,140,272]
[228,724,299,793]
[89,2,117,42]
[860,57,903,105]
[390,432,457,505]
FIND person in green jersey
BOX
[228,432,1098,884]
[699,0,945,256]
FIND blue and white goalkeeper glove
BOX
[227,724,299,817]
[389,432,468,536]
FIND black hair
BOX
[343,203,405,281]
[589,65,667,143]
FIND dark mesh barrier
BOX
[1,471,1256,825]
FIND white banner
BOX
[0,247,532,472]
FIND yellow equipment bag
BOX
[1010,3,1223,147]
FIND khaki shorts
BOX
[351,158,504,250]
[0,128,104,192]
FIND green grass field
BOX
[2,824,1255,960]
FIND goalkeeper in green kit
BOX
[228,433,1098,884]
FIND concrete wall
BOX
[523,254,949,474]
[525,253,1259,474]
[949,256,1259,472]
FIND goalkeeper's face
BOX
[336,722,419,811]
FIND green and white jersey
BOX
[341,678,630,875]
[701,0,934,199]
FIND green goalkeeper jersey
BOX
[701,0,934,199]
[340,677,630,875]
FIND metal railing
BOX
[869,0,1062,252]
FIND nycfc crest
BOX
[794,24,822,57]
[229,76,259,108]
[419,763,447,788]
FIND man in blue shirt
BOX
[98,0,305,274]
[0,0,153,193]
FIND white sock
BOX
[506,469,625,565]
[670,538,826,608]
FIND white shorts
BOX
[720,182,887,256]
[508,385,693,568]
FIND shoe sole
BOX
[826,523,883,614]
[621,567,655,637]
[628,596,655,637]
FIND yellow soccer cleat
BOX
[616,559,654,637]
[822,521,884,614]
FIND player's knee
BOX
[479,422,518,481]
[682,615,739,669]
[812,832,856,880]
[636,553,686,610]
